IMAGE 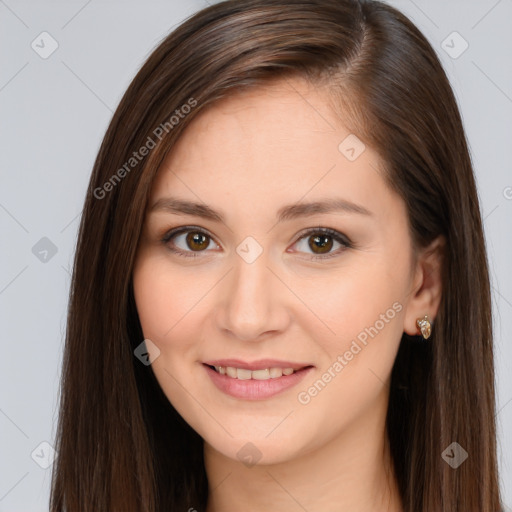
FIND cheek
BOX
[133,258,173,342]
[133,253,208,345]
[291,280,405,441]
[132,255,205,408]
[291,253,408,411]
[291,262,406,351]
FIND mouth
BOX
[202,360,315,400]
[204,364,312,380]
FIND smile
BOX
[202,360,314,400]
[209,365,299,380]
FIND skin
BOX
[132,78,444,512]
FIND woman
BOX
[49,0,503,510]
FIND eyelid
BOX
[161,225,219,244]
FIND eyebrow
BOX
[149,196,372,223]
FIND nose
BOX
[216,248,291,342]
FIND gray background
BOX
[1,0,511,510]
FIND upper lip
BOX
[203,359,313,371]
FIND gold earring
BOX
[416,315,431,340]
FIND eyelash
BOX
[160,225,353,260]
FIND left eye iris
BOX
[307,234,334,255]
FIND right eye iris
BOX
[185,232,210,251]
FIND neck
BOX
[204,388,403,512]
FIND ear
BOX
[403,235,445,336]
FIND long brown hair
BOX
[49,0,502,510]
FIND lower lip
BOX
[203,364,314,400]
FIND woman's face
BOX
[133,78,421,465]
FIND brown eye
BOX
[185,231,210,251]
[308,234,334,254]
[162,226,351,260]
[162,227,219,258]
[291,227,352,260]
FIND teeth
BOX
[252,369,270,380]
[269,367,283,378]
[237,368,252,380]
[214,366,297,380]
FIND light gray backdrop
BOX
[1,1,511,510]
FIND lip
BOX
[203,362,314,401]
[203,359,310,371]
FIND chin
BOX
[201,422,316,467]
[210,438,298,466]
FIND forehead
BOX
[149,79,391,219]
